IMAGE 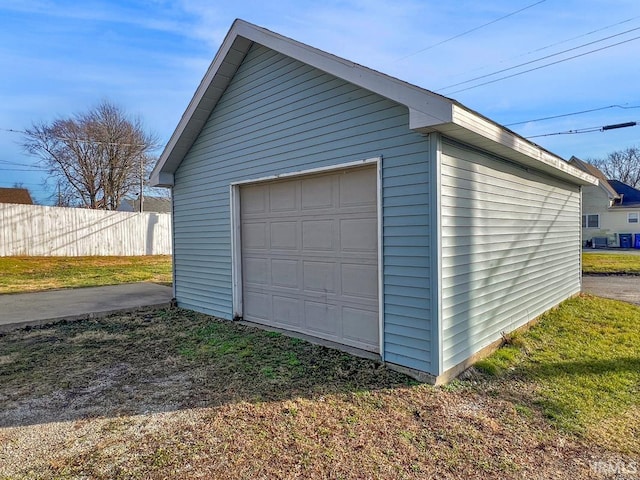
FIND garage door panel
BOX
[302,219,335,251]
[242,223,267,249]
[340,218,377,252]
[269,182,297,212]
[244,257,269,286]
[244,290,271,321]
[242,185,267,214]
[241,165,379,352]
[270,259,299,288]
[303,260,338,293]
[270,221,297,249]
[342,307,378,345]
[272,295,301,326]
[305,301,339,335]
[341,263,378,299]
[301,175,334,210]
[339,167,377,206]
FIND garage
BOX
[150,20,597,383]
[237,165,380,352]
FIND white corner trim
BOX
[230,157,381,186]
[429,133,443,376]
[230,184,243,319]
[376,157,385,360]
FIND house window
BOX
[582,214,599,228]
[628,212,639,224]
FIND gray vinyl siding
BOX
[440,140,581,372]
[172,43,434,373]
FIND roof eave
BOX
[150,21,254,187]
[150,19,456,187]
[411,105,597,186]
[150,19,597,188]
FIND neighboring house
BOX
[0,187,33,205]
[151,20,596,383]
[118,196,171,213]
[570,156,640,247]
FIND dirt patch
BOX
[0,307,635,479]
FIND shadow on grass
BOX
[0,307,416,428]
[512,357,640,380]
[476,350,640,436]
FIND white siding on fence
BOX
[0,204,172,256]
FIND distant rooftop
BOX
[0,187,33,205]
[569,157,640,208]
[607,180,640,207]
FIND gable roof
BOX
[150,19,597,188]
[568,156,640,208]
[0,187,33,205]
[607,180,640,207]
[568,156,617,199]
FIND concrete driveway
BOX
[0,283,173,332]
[582,275,640,306]
[1,276,636,332]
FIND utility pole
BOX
[139,155,144,213]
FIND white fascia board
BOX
[150,21,253,182]
[236,21,455,128]
[150,19,455,180]
[150,171,174,188]
[443,104,598,186]
[150,19,597,189]
[242,20,596,187]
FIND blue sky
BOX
[2,0,640,204]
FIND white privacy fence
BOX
[0,203,172,256]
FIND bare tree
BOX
[51,179,75,207]
[589,146,640,188]
[23,101,157,209]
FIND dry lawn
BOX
[582,252,640,274]
[0,256,172,294]
[0,305,637,479]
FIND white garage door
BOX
[240,165,379,352]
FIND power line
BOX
[510,15,640,61]
[443,33,640,95]
[0,158,40,167]
[441,15,640,84]
[437,25,640,93]
[0,128,157,149]
[526,121,637,138]
[0,186,51,193]
[0,167,49,172]
[398,0,547,60]
[0,182,47,188]
[505,103,640,126]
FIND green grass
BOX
[582,252,640,274]
[179,320,411,399]
[0,255,172,294]
[477,294,640,453]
